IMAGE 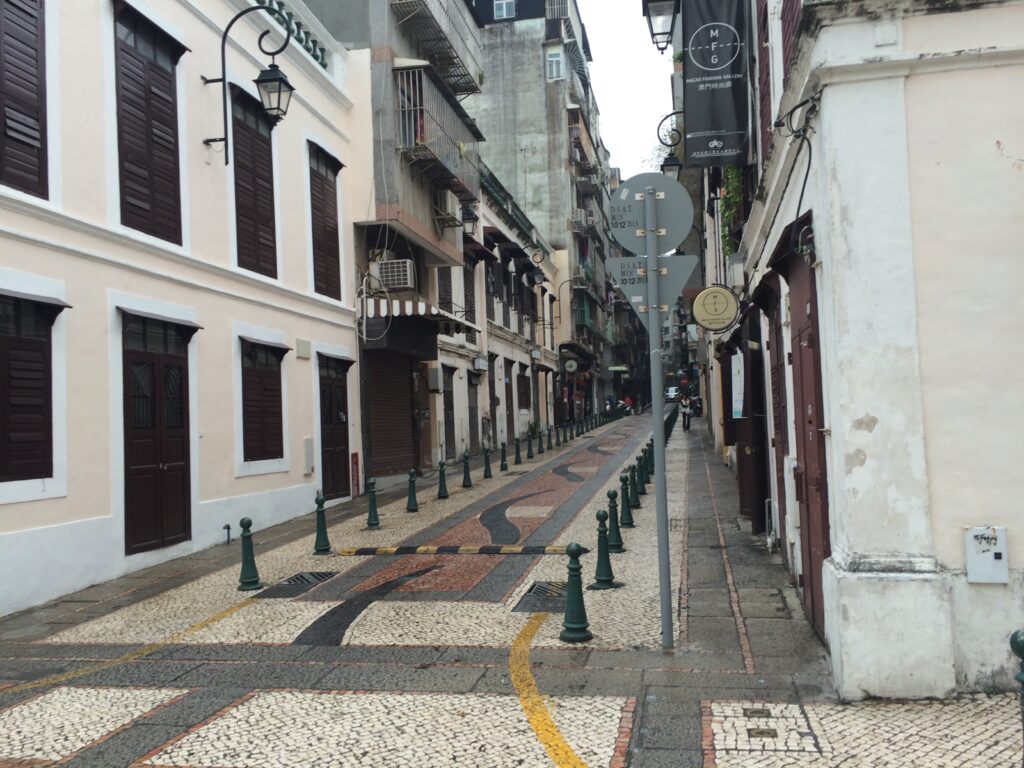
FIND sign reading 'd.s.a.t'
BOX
[606,255,699,333]
[608,173,693,257]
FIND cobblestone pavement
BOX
[0,415,1020,767]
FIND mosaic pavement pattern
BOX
[0,686,183,763]
[141,690,626,768]
[706,694,1023,767]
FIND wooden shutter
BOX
[438,267,452,313]
[780,0,801,79]
[310,143,342,299]
[115,5,183,244]
[463,264,476,344]
[756,0,771,167]
[241,341,284,461]
[0,297,53,481]
[0,0,47,198]
[233,89,276,277]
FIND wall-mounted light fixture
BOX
[461,205,479,237]
[203,5,295,165]
[643,0,680,53]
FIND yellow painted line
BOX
[509,613,588,768]
[0,598,256,698]
[499,546,520,554]
[377,547,398,555]
[418,546,438,554]
[457,545,479,554]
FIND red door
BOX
[319,356,350,499]
[788,252,831,637]
[123,316,191,555]
[767,297,790,564]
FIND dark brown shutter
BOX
[517,373,531,409]
[438,268,452,313]
[114,5,183,244]
[463,265,476,344]
[0,0,47,198]
[781,0,801,79]
[485,262,496,322]
[756,0,771,166]
[366,352,416,476]
[241,341,284,461]
[233,89,276,277]
[310,143,342,299]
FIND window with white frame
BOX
[494,0,515,20]
[546,51,564,81]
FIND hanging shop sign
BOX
[681,0,751,167]
[564,359,579,373]
[692,285,741,332]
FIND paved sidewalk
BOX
[0,415,1020,768]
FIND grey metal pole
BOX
[644,185,674,649]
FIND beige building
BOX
[0,0,372,616]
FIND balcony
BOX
[570,207,587,234]
[568,108,596,174]
[391,0,482,96]
[395,67,481,202]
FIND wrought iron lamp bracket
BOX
[657,110,685,149]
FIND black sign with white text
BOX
[681,0,751,167]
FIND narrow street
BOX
[1,414,1017,767]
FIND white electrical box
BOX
[964,526,1008,584]
[302,437,315,476]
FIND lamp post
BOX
[643,0,680,53]
[202,5,296,165]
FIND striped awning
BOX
[363,298,481,337]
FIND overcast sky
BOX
[576,0,674,180]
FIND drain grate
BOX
[513,581,568,613]
[256,571,337,599]
[747,728,779,739]
[743,708,772,718]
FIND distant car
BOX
[664,386,680,402]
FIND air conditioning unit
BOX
[370,258,416,292]
[571,148,581,165]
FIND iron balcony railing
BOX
[391,0,482,96]
[395,67,480,201]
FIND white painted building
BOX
[0,0,372,616]
[693,0,1024,698]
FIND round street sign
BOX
[692,285,741,332]
[609,172,694,256]
[564,359,579,373]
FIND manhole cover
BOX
[256,571,337,599]
[743,708,772,718]
[513,581,568,613]
[747,728,778,739]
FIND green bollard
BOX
[538,428,546,455]
[483,447,493,479]
[556,424,562,446]
[569,421,575,440]
[589,509,620,590]
[1011,631,1024,743]
[648,440,655,474]
[406,469,419,512]
[437,461,449,500]
[500,442,509,472]
[514,436,523,465]
[619,473,635,528]
[527,429,534,459]
[607,489,625,553]
[366,478,380,529]
[638,455,648,495]
[237,517,264,591]
[547,426,553,452]
[629,464,641,508]
[462,449,473,488]
[313,490,331,555]
[559,543,593,643]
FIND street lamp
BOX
[643,0,680,53]
[461,205,479,237]
[660,153,682,181]
[203,5,296,165]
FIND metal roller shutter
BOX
[367,352,416,477]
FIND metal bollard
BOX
[313,490,331,555]
[569,421,575,441]
[547,426,553,452]
[514,436,523,465]
[462,449,473,488]
[538,428,546,454]
[483,447,493,479]
[237,517,264,591]
[556,424,562,446]
[527,430,534,459]
[366,478,380,529]
[437,461,449,500]
[589,509,619,590]
[559,543,593,643]
[607,489,625,553]
[500,442,509,472]
[619,473,635,528]
[406,469,419,512]
[637,455,648,496]
[629,464,641,508]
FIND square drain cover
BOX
[747,728,778,739]
[257,571,337,599]
[743,708,772,718]
[513,581,568,613]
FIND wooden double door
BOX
[319,355,351,500]
[123,315,193,555]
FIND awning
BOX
[240,336,292,353]
[363,298,480,337]
[2,288,72,310]
[463,233,496,262]
[119,306,201,331]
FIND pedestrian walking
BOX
[681,394,691,431]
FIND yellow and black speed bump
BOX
[334,545,587,557]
